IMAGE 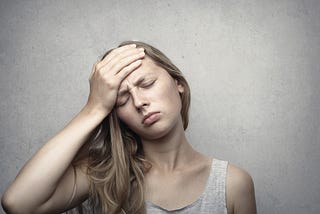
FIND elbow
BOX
[2,192,16,214]
[1,191,30,214]
[2,192,19,214]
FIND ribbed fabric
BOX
[146,159,228,214]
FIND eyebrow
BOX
[117,75,155,97]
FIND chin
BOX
[137,119,181,141]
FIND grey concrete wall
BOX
[1,0,319,213]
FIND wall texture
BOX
[1,0,319,213]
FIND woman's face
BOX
[115,57,184,140]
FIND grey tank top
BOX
[146,159,228,214]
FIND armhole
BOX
[67,164,77,206]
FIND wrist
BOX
[82,103,111,120]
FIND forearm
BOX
[2,104,107,210]
[2,44,143,213]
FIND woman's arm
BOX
[226,164,257,214]
[1,105,106,214]
[1,44,145,214]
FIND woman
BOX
[1,41,256,214]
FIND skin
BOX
[1,45,256,214]
[115,56,257,214]
[115,57,184,140]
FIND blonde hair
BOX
[74,41,190,213]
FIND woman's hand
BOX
[86,44,145,116]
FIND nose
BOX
[131,89,148,112]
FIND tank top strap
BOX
[202,158,228,210]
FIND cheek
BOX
[162,83,181,105]
[116,107,139,128]
[116,108,131,124]
[154,78,178,98]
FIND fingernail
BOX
[130,44,136,47]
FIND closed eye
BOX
[141,80,156,88]
[116,96,129,107]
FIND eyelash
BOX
[116,97,129,108]
[117,98,128,107]
[141,80,156,88]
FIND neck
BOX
[141,123,200,172]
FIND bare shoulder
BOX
[226,163,257,214]
[227,164,254,194]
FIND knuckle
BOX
[110,48,122,57]
[122,65,131,73]
[95,68,102,76]
[105,80,118,90]
[116,52,125,59]
[95,63,102,71]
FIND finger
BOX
[115,59,143,83]
[96,47,144,78]
[98,44,137,68]
[97,47,143,72]
[109,49,145,75]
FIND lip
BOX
[142,112,160,126]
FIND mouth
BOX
[142,112,161,126]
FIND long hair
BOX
[73,41,190,213]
